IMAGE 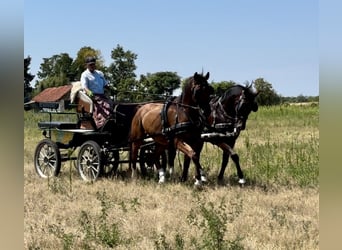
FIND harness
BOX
[160,96,201,140]
[208,91,246,138]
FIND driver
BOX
[80,56,113,128]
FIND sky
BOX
[24,0,318,97]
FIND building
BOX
[31,85,73,112]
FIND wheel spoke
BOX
[39,151,47,159]
[48,161,56,169]
[92,155,99,162]
[77,141,102,181]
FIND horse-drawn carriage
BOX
[33,72,259,186]
[34,88,166,182]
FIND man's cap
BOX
[85,56,96,65]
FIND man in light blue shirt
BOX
[80,56,113,128]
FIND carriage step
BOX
[38,122,78,130]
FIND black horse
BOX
[168,83,259,185]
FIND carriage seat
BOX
[74,90,96,130]
[76,90,94,114]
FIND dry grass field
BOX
[24,105,319,249]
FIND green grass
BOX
[24,105,319,189]
[177,105,319,189]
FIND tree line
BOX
[24,44,318,105]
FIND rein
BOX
[212,97,238,128]
[210,90,247,137]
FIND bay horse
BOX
[129,72,214,185]
[168,83,259,185]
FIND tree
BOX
[24,56,35,102]
[71,46,106,81]
[136,71,181,101]
[253,78,281,106]
[107,44,138,101]
[211,80,236,96]
[34,53,74,93]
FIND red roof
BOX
[33,85,72,102]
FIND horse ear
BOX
[193,72,200,83]
[205,72,210,80]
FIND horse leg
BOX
[180,155,191,182]
[153,145,167,183]
[168,144,192,182]
[129,140,142,179]
[167,144,176,178]
[231,152,245,185]
[217,151,229,184]
[193,141,206,183]
[191,154,206,186]
[216,142,245,185]
[174,140,205,186]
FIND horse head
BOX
[183,72,214,117]
[214,82,259,133]
[234,82,259,130]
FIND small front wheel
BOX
[34,139,61,178]
[77,140,102,181]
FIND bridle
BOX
[211,89,248,136]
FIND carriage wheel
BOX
[139,144,167,178]
[34,139,61,178]
[77,140,102,181]
[102,150,120,177]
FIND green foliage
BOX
[28,46,319,104]
[187,197,244,250]
[76,191,130,249]
[211,80,236,96]
[36,53,73,80]
[24,56,34,101]
[174,233,185,250]
[107,44,138,101]
[254,77,281,106]
[33,47,106,96]
[281,95,319,103]
[154,233,172,250]
[48,223,75,250]
[34,53,74,93]
[71,46,106,81]
[137,71,181,101]
[242,105,319,188]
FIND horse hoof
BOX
[194,179,202,186]
[238,179,246,186]
[201,175,207,182]
[217,178,225,186]
[159,175,166,184]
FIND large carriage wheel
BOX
[77,140,102,181]
[34,139,61,178]
[139,143,167,178]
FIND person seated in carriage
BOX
[80,56,114,129]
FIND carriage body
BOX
[33,94,165,182]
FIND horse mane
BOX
[224,83,257,100]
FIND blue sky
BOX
[24,0,318,97]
